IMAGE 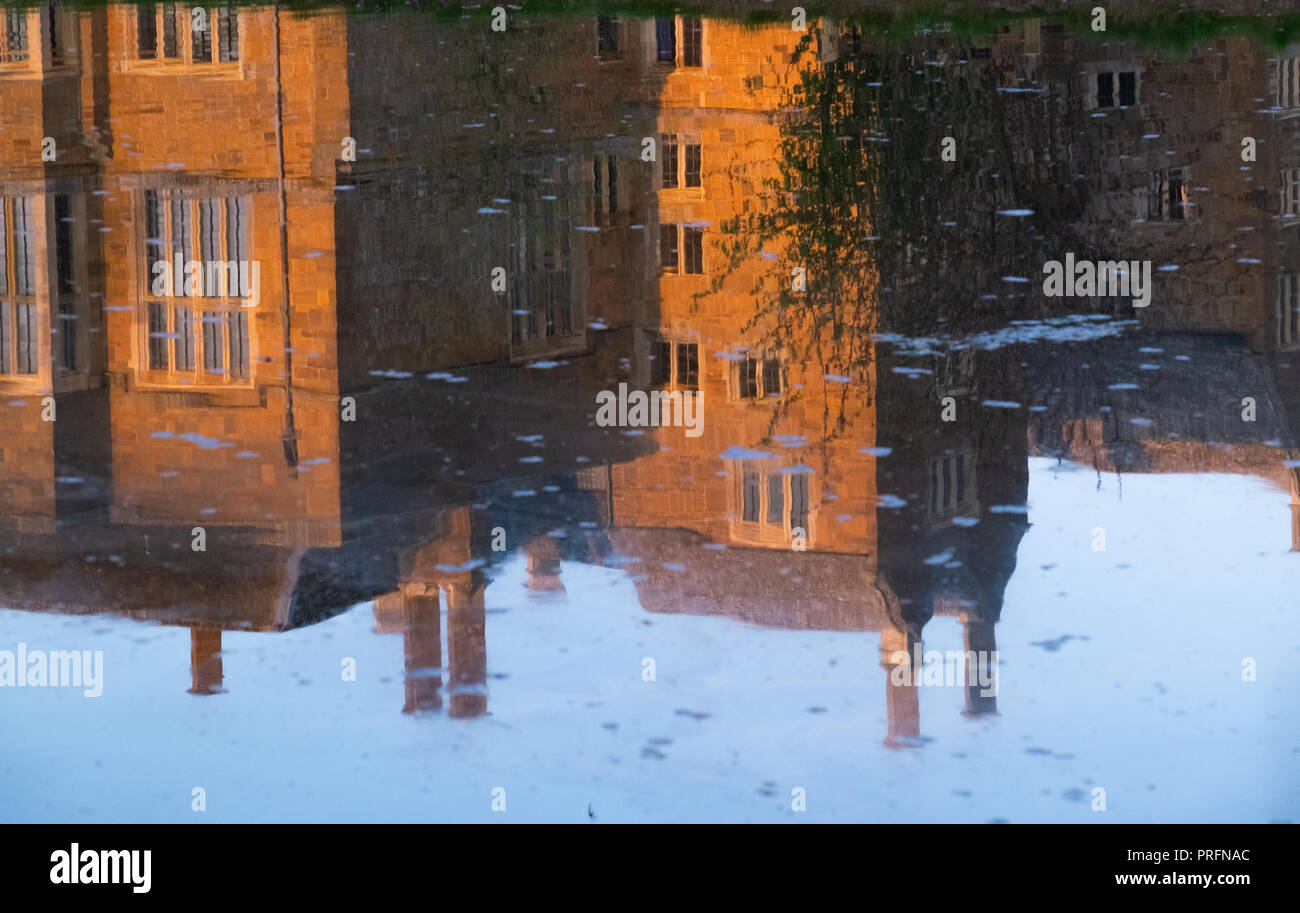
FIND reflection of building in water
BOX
[0,5,110,532]
[0,8,1296,725]
[997,27,1300,537]
[1017,26,1300,535]
[823,19,1300,549]
[0,5,341,540]
[584,19,1030,747]
[0,6,655,703]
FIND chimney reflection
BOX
[402,592,444,713]
[446,572,488,719]
[188,627,224,696]
[374,590,443,714]
[523,537,564,593]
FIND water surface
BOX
[0,3,1297,822]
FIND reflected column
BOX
[879,625,921,749]
[445,569,488,719]
[524,536,564,593]
[188,627,224,695]
[374,589,444,714]
[402,592,444,713]
[960,611,999,718]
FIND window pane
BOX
[739,357,758,398]
[558,268,572,335]
[661,134,678,189]
[229,310,248,379]
[1288,272,1299,342]
[1168,171,1186,220]
[202,314,224,374]
[1119,71,1136,106]
[13,197,33,296]
[145,189,165,272]
[148,301,169,369]
[742,469,760,522]
[47,4,61,64]
[650,338,671,387]
[218,6,238,62]
[676,342,698,387]
[163,4,178,58]
[660,223,678,272]
[16,303,36,374]
[1097,72,1114,107]
[170,198,191,280]
[682,18,702,67]
[59,307,76,371]
[683,227,703,274]
[137,5,157,59]
[1147,172,1164,220]
[762,358,781,396]
[596,16,618,58]
[685,144,701,187]
[766,474,784,524]
[192,10,212,62]
[0,201,8,296]
[655,18,675,64]
[174,306,194,370]
[789,473,808,531]
[54,195,74,296]
[199,198,220,268]
[0,302,9,373]
[10,11,28,55]
[226,197,248,262]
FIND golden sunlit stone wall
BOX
[609,19,881,556]
[94,7,349,540]
[0,403,56,529]
[0,5,97,525]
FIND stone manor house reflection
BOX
[0,8,1296,743]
